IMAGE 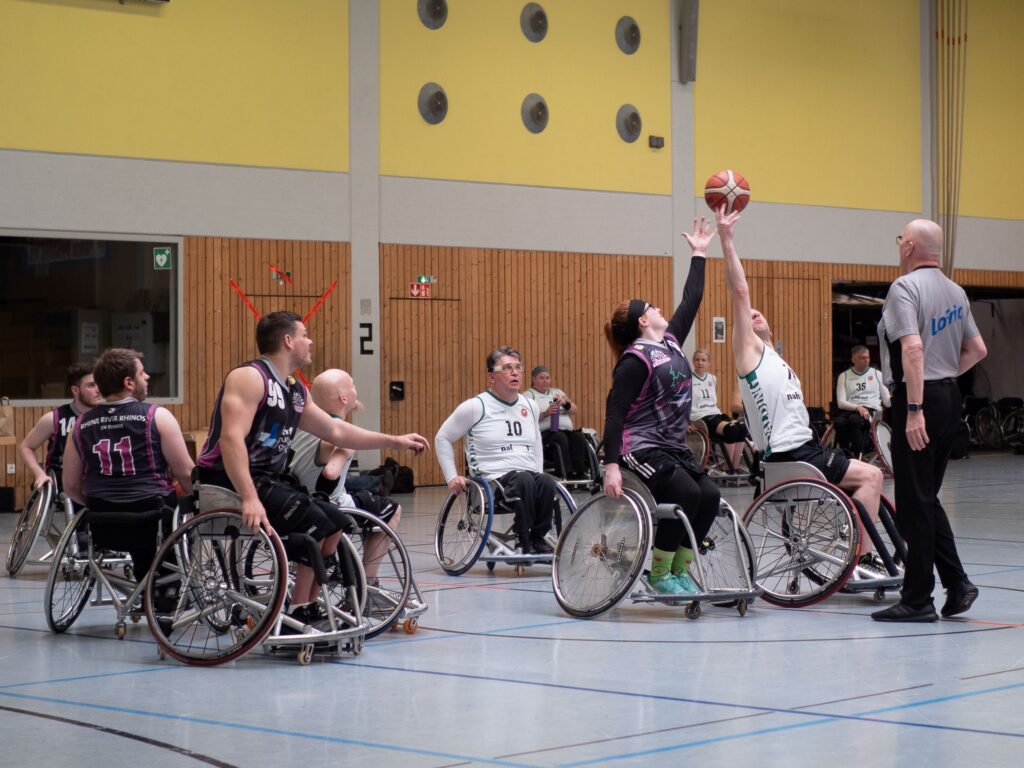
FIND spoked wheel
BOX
[872,421,894,476]
[1001,409,1024,449]
[742,479,860,607]
[819,425,837,449]
[686,428,710,470]
[976,408,1003,449]
[696,502,756,606]
[552,490,651,618]
[44,510,94,633]
[435,480,492,576]
[323,533,369,638]
[7,482,55,576]
[338,509,412,638]
[144,510,288,666]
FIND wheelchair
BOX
[743,460,905,606]
[435,476,576,576]
[686,420,755,487]
[144,482,372,666]
[551,468,759,620]
[44,499,175,640]
[542,428,603,492]
[820,416,893,477]
[7,470,75,576]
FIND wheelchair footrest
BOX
[630,588,761,605]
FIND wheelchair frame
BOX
[543,429,603,493]
[688,420,755,487]
[820,418,894,477]
[435,476,577,576]
[7,471,76,576]
[551,468,760,620]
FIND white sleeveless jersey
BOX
[738,344,814,457]
[838,367,886,410]
[690,373,721,419]
[466,393,543,479]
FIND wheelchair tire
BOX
[44,509,95,633]
[696,501,756,605]
[552,488,652,618]
[144,510,288,666]
[435,480,492,576]
[871,421,894,476]
[819,425,836,449]
[324,529,371,635]
[686,428,710,470]
[7,482,55,576]
[742,478,860,607]
[976,408,1003,449]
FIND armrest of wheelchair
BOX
[194,483,243,512]
[653,503,681,522]
[285,532,330,586]
[761,461,826,486]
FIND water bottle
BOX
[551,397,560,432]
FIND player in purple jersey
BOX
[197,311,429,621]
[600,218,721,596]
[63,348,194,577]
[18,362,103,491]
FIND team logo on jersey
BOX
[650,350,670,367]
[521,408,528,417]
[256,422,281,447]
[867,375,874,382]
[292,391,305,411]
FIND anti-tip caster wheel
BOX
[157,645,168,660]
[115,622,126,640]
[514,563,526,577]
[297,645,314,666]
[685,602,702,620]
[737,600,748,617]
[486,561,496,572]
[402,618,418,634]
[873,588,886,603]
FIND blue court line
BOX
[0,690,542,767]
[558,679,1024,765]
[0,666,177,691]
[368,619,581,648]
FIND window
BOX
[0,231,182,402]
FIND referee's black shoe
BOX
[871,602,939,622]
[941,580,979,618]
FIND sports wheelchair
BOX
[542,427,603,492]
[551,468,759,620]
[820,414,894,477]
[435,476,576,576]
[686,420,756,487]
[7,471,76,576]
[743,460,905,606]
[44,498,177,640]
[144,483,387,666]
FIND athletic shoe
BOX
[647,573,690,595]
[530,537,554,555]
[941,580,979,618]
[856,552,888,578]
[672,572,699,594]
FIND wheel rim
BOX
[7,483,54,575]
[339,509,412,638]
[873,422,893,474]
[743,480,859,606]
[44,510,95,632]
[697,504,755,596]
[552,491,648,617]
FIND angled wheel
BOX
[7,482,55,576]
[333,509,410,638]
[552,489,651,618]
[975,408,1003,449]
[144,510,288,666]
[435,479,492,576]
[871,421,893,476]
[1001,409,1024,449]
[696,501,756,603]
[742,479,860,607]
[819,424,836,449]
[44,510,94,632]
[686,427,710,470]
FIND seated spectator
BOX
[524,365,589,479]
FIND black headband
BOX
[626,299,649,331]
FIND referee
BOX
[872,219,987,622]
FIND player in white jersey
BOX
[714,205,886,570]
[435,346,558,555]
[691,348,748,471]
[834,345,891,456]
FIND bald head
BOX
[900,219,943,270]
[311,368,356,416]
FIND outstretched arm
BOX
[715,206,763,375]
[668,218,716,341]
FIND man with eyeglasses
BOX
[872,220,987,622]
[435,346,558,555]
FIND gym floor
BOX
[2,454,1022,767]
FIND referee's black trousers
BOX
[891,380,967,608]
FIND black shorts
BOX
[622,446,704,483]
[766,440,850,485]
[254,473,349,541]
[351,490,399,526]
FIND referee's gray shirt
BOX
[878,266,980,387]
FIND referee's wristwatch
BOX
[907,402,922,413]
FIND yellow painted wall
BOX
[380,0,670,194]
[695,1,921,212]
[0,0,348,172]
[960,0,1024,220]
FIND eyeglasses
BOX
[896,235,903,245]
[492,363,523,374]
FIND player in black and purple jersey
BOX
[601,218,721,596]
[197,311,428,624]
[63,348,194,578]
[18,362,103,493]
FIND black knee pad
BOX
[721,422,748,442]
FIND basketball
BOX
[704,169,751,214]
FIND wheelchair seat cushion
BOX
[764,440,849,486]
